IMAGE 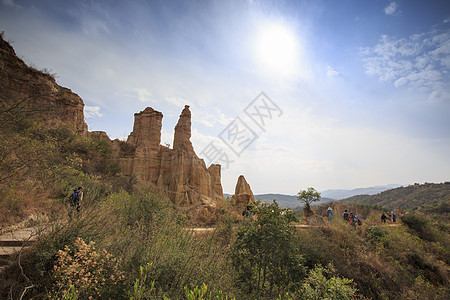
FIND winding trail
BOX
[0,228,38,260]
[1,222,400,261]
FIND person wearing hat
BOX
[326,207,333,221]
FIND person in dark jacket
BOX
[381,213,387,224]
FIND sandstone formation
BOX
[111,105,224,205]
[173,105,195,155]
[0,35,88,134]
[0,34,224,208]
[232,175,255,205]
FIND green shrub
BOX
[184,283,235,300]
[299,265,357,300]
[231,201,305,298]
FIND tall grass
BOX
[0,184,235,299]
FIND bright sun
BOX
[254,22,299,76]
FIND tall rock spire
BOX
[127,107,163,153]
[173,105,195,155]
[233,175,255,205]
[111,104,224,207]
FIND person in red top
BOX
[349,213,355,226]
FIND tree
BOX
[297,187,321,217]
[231,201,305,297]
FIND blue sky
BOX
[1,0,449,194]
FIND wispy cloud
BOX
[384,2,398,16]
[84,105,103,118]
[362,27,450,101]
[326,66,340,77]
[134,88,153,102]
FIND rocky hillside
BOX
[0,34,87,134]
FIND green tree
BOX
[297,188,321,216]
[231,201,305,297]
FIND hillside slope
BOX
[342,182,450,215]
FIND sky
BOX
[1,0,449,194]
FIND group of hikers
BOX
[325,207,362,226]
[341,209,362,226]
[326,207,398,226]
[381,211,397,223]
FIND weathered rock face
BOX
[208,164,224,198]
[173,105,195,156]
[232,175,255,205]
[112,106,223,205]
[0,36,88,134]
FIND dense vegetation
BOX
[1,93,449,299]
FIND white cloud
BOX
[161,129,174,147]
[444,17,450,23]
[362,27,450,102]
[394,77,408,87]
[134,88,152,102]
[200,119,214,127]
[84,105,103,118]
[384,2,398,16]
[326,66,340,77]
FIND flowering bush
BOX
[50,237,126,299]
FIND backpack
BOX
[343,212,349,220]
[357,219,362,225]
[69,190,79,205]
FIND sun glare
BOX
[254,22,300,76]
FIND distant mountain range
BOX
[254,194,335,208]
[320,184,402,200]
[224,184,403,209]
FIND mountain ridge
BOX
[224,184,403,208]
[320,184,402,200]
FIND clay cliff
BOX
[0,35,88,134]
[232,175,255,205]
[111,105,223,205]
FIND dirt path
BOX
[0,228,39,258]
[1,222,400,257]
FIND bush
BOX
[401,213,446,243]
[299,265,356,300]
[231,201,305,298]
[49,237,127,299]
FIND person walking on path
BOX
[326,207,333,221]
[343,209,349,222]
[381,213,387,224]
[68,186,84,218]
[391,212,397,223]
